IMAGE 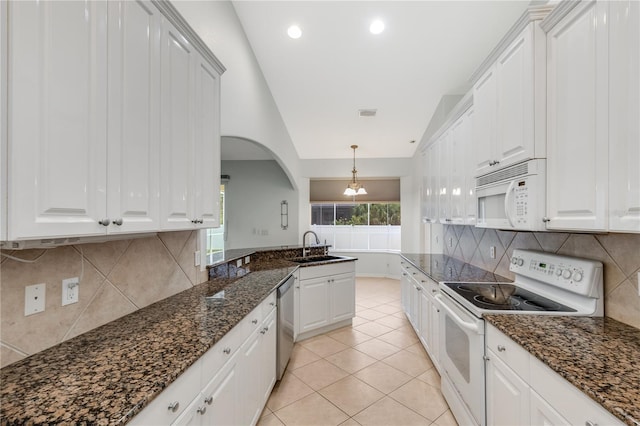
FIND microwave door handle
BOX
[435,294,480,334]
[504,180,516,228]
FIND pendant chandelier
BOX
[344,145,367,196]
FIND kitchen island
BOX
[0,246,354,425]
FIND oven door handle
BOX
[435,294,481,334]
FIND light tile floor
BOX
[258,277,459,426]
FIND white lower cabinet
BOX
[486,349,530,426]
[295,262,355,340]
[485,323,623,426]
[131,291,277,426]
[400,259,441,371]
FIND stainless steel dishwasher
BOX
[277,274,295,380]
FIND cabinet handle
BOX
[168,401,180,412]
[295,286,300,289]
[98,218,111,226]
[402,273,408,276]
[112,218,123,226]
[416,287,422,291]
[252,319,258,324]
[585,422,598,426]
[191,218,204,224]
[542,217,551,223]
[432,289,437,294]
[204,396,213,405]
[483,355,490,361]
[270,302,275,306]
[223,347,231,355]
[497,345,506,352]
[197,406,207,415]
[260,327,268,334]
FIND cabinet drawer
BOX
[530,357,624,426]
[200,317,248,387]
[261,291,277,318]
[299,261,355,280]
[485,324,530,381]
[129,358,201,425]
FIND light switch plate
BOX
[25,283,46,316]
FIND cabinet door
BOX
[299,276,330,333]
[546,0,609,231]
[438,135,451,224]
[495,23,536,168]
[330,272,355,323]
[449,117,466,224]
[428,294,440,368]
[418,287,430,352]
[0,0,6,241]
[160,17,197,230]
[260,311,277,406]
[193,57,221,229]
[107,0,161,234]
[8,0,108,239]
[486,349,530,426]
[420,149,429,222]
[425,142,440,223]
[530,390,571,426]
[462,108,477,225]
[238,330,262,426]
[609,0,640,233]
[200,356,239,426]
[400,267,411,315]
[473,66,497,177]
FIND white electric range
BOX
[436,249,604,426]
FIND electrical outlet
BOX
[244,256,251,264]
[62,278,79,306]
[448,237,453,248]
[490,246,496,259]
[25,283,46,316]
[194,251,201,267]
[236,259,242,268]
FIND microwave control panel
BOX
[513,179,529,224]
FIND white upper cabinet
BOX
[437,132,451,224]
[473,67,497,177]
[463,108,476,225]
[0,1,7,241]
[159,17,222,231]
[472,12,549,178]
[160,19,197,231]
[2,0,224,243]
[608,0,640,233]
[194,57,221,229]
[544,0,609,231]
[107,0,162,234]
[7,0,109,240]
[449,109,474,225]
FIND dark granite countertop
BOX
[485,315,640,426]
[0,259,298,425]
[400,253,509,283]
[208,244,331,267]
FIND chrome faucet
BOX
[302,230,320,257]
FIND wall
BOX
[221,160,299,249]
[441,225,640,329]
[0,231,206,368]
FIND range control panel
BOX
[509,249,603,297]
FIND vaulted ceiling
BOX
[232,1,530,160]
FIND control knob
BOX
[573,272,583,282]
[517,258,524,266]
[562,269,572,279]
[556,269,563,277]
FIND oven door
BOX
[436,292,486,426]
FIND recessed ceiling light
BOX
[370,19,385,35]
[287,25,302,39]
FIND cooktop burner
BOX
[443,282,576,312]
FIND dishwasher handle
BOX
[278,274,295,296]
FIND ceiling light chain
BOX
[344,145,367,196]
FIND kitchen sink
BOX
[289,255,349,264]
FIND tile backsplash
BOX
[0,231,208,368]
[442,225,640,329]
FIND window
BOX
[310,203,401,251]
[206,184,225,264]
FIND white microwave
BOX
[476,159,547,231]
